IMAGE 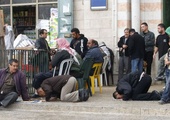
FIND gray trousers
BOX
[118,55,131,80]
[157,55,166,78]
[0,92,18,107]
[60,77,79,102]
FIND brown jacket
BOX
[41,75,72,101]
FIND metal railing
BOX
[0,49,50,94]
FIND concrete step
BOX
[0,85,169,120]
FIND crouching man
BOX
[0,59,29,108]
[113,71,161,101]
[37,75,89,102]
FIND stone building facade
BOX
[73,0,165,76]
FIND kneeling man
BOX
[113,71,160,101]
[37,75,89,102]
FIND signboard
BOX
[90,0,108,10]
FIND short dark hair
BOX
[71,28,80,34]
[141,22,148,26]
[158,23,166,30]
[129,29,136,33]
[9,59,18,65]
[39,29,47,35]
[113,91,117,99]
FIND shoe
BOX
[83,89,89,101]
[155,76,165,81]
[152,90,161,100]
[78,89,89,101]
[31,94,40,98]
[158,100,166,105]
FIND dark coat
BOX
[0,68,29,101]
[140,31,155,52]
[51,50,71,68]
[128,32,145,59]
[41,75,72,101]
[116,71,142,100]
[35,37,51,61]
[117,36,130,57]
[70,34,88,58]
[84,45,104,63]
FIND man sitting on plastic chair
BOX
[83,39,105,94]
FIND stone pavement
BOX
[1,83,170,120]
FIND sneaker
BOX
[158,100,166,105]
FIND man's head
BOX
[124,28,130,38]
[157,23,166,34]
[71,28,80,39]
[129,29,136,36]
[39,29,48,38]
[113,91,123,99]
[87,39,98,49]
[37,87,45,97]
[8,59,19,74]
[141,22,148,33]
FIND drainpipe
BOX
[131,0,140,32]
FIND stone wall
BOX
[73,0,163,77]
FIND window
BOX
[13,0,36,4]
[39,0,56,2]
[0,0,10,4]
[1,6,10,24]
[38,4,57,19]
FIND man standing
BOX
[84,39,104,63]
[117,28,131,79]
[35,29,51,72]
[70,28,88,58]
[141,22,155,75]
[0,59,29,107]
[153,23,170,80]
[128,29,145,73]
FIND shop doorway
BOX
[163,0,170,28]
[13,6,36,39]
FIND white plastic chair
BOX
[53,58,74,77]
[100,56,109,86]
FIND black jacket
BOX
[117,36,129,57]
[51,50,71,68]
[41,75,72,101]
[128,32,145,59]
[140,31,155,52]
[70,34,88,58]
[116,71,142,100]
[35,37,51,61]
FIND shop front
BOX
[0,0,58,48]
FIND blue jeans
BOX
[131,58,143,73]
[161,69,170,102]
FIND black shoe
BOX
[152,90,161,100]
[79,89,84,101]
[83,89,89,101]
[31,94,40,98]
[79,89,89,101]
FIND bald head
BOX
[87,39,98,49]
